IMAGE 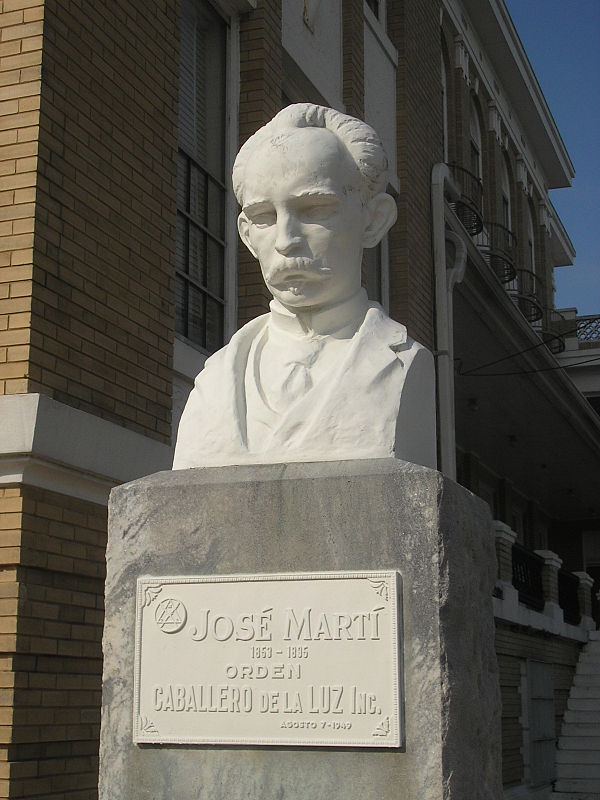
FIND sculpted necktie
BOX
[270,336,324,409]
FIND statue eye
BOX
[298,199,339,221]
[248,209,276,227]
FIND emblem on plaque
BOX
[154,598,187,633]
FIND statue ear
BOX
[237,212,258,258]
[362,193,398,248]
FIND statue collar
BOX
[268,289,369,339]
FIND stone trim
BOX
[0,394,172,504]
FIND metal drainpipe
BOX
[431,163,467,480]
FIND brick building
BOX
[0,0,598,797]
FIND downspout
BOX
[431,163,467,480]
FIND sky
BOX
[504,0,600,316]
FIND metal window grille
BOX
[176,0,228,352]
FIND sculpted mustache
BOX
[265,259,332,283]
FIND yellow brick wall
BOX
[0,0,43,396]
[25,0,178,442]
[0,485,106,800]
[388,0,443,349]
[342,0,364,121]
[237,0,282,328]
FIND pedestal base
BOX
[99,459,502,800]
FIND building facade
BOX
[0,0,598,797]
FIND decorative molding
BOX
[488,102,502,142]
[454,36,470,84]
[516,157,532,196]
[0,394,172,505]
[538,201,551,235]
[0,455,116,507]
[442,0,574,192]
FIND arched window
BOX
[469,97,482,180]
[526,200,536,274]
[500,155,512,231]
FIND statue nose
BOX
[274,213,303,255]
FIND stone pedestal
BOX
[99,459,502,800]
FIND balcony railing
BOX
[448,163,484,236]
[474,222,517,283]
[577,314,600,345]
[558,570,581,626]
[512,543,544,612]
[506,269,544,323]
[536,307,566,355]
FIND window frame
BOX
[175,0,240,365]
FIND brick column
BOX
[0,0,44,398]
[237,0,282,327]
[341,0,364,119]
[0,1,178,796]
[387,0,442,348]
[573,572,595,630]
[535,549,562,620]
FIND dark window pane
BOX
[175,275,187,336]
[177,152,189,212]
[206,237,224,298]
[177,0,227,352]
[207,179,225,239]
[189,164,206,226]
[188,285,205,346]
[206,297,224,353]
[189,225,206,285]
[176,214,187,275]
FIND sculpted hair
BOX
[232,103,389,206]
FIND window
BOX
[176,0,228,352]
[469,97,482,180]
[501,156,511,231]
[526,201,536,273]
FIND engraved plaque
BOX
[134,571,403,747]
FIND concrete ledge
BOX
[493,583,593,642]
[0,394,172,504]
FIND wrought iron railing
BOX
[512,543,544,611]
[558,570,581,626]
[474,222,517,283]
[506,269,543,323]
[536,307,566,355]
[577,314,600,345]
[448,163,484,236]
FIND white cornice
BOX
[0,394,173,506]
[442,0,574,192]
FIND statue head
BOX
[233,103,397,311]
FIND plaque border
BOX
[133,570,403,748]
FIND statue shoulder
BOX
[364,302,433,367]
[193,312,270,387]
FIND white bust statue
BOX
[173,103,436,470]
